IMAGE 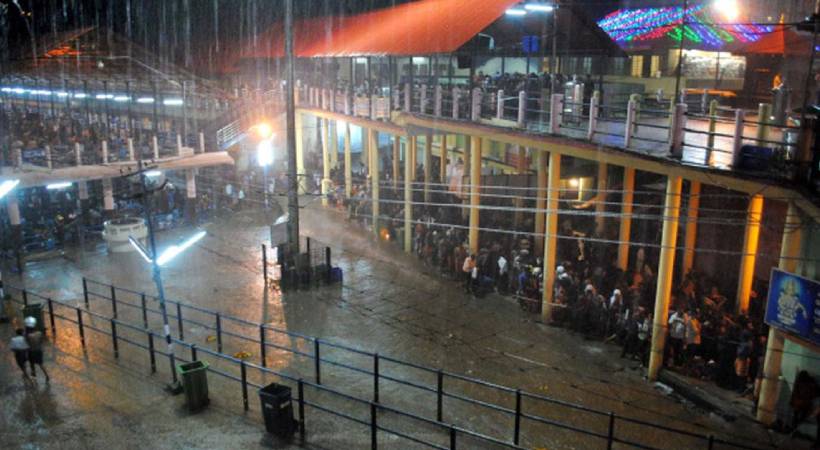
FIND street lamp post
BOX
[285,0,300,254]
[136,160,180,392]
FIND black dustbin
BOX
[22,303,45,333]
[177,361,210,412]
[259,383,297,438]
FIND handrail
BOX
[64,278,768,450]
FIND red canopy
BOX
[242,0,520,58]
[743,25,814,56]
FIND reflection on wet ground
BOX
[1,199,802,449]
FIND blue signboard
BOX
[522,36,540,54]
[765,269,820,345]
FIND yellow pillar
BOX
[392,136,400,188]
[513,145,526,228]
[424,134,433,202]
[617,167,635,271]
[757,201,802,425]
[648,176,683,381]
[370,129,379,237]
[595,163,607,234]
[468,136,482,254]
[541,152,561,320]
[321,119,331,206]
[439,135,447,186]
[737,194,764,315]
[344,122,352,198]
[681,180,701,279]
[295,112,306,194]
[329,120,338,169]
[534,150,547,254]
[404,136,415,253]
[409,135,417,182]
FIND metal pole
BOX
[550,3,559,93]
[138,158,180,388]
[285,0,300,254]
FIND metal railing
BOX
[13,277,763,450]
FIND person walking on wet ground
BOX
[24,316,49,381]
[9,328,30,380]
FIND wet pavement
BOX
[0,199,807,449]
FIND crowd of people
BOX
[327,150,777,405]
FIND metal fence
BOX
[3,278,770,450]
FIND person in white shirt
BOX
[668,307,687,367]
[685,310,702,364]
[9,328,30,379]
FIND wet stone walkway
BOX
[0,200,805,449]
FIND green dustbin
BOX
[22,303,45,333]
[177,361,210,412]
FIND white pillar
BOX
[517,91,526,128]
[128,138,135,161]
[624,98,638,147]
[669,103,687,158]
[7,192,21,226]
[186,169,196,198]
[420,84,428,114]
[731,109,746,168]
[78,181,89,201]
[199,132,205,153]
[177,134,184,156]
[404,83,411,112]
[152,135,160,159]
[549,93,564,134]
[44,145,53,169]
[471,88,481,121]
[588,91,600,140]
[103,178,115,212]
[496,89,505,119]
[434,85,443,117]
[452,87,460,119]
[102,140,109,164]
[74,143,82,166]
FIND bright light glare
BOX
[145,170,162,178]
[163,98,184,106]
[113,95,130,102]
[0,87,11,92]
[11,88,25,94]
[257,139,274,167]
[274,214,289,226]
[505,8,527,16]
[129,236,153,263]
[156,231,206,266]
[56,91,69,97]
[95,94,113,100]
[254,122,273,139]
[569,178,579,188]
[524,3,554,12]
[73,93,88,99]
[46,182,73,190]
[713,0,739,21]
[136,97,155,104]
[0,179,20,199]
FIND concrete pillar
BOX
[534,150,547,254]
[404,136,415,253]
[424,134,433,202]
[199,132,205,154]
[102,140,109,164]
[44,145,52,169]
[468,136,482,254]
[541,152,561,320]
[513,145,526,228]
[295,113,306,194]
[595,163,608,234]
[329,121,338,169]
[7,192,22,269]
[392,136,400,188]
[103,178,116,218]
[757,201,802,425]
[185,169,197,223]
[736,194,764,315]
[344,122,352,198]
[617,167,636,271]
[370,129,380,237]
[648,176,683,381]
[176,134,183,156]
[74,143,82,166]
[321,119,331,207]
[680,181,701,279]
[128,138,135,161]
[152,135,159,159]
